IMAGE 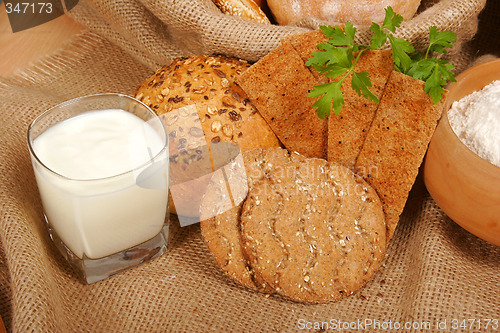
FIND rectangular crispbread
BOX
[327,50,393,169]
[354,70,445,240]
[235,42,328,159]
[282,30,329,83]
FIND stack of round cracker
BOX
[200,147,387,304]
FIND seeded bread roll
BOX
[134,55,281,217]
[212,0,271,24]
[267,0,421,26]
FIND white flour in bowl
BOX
[448,80,500,167]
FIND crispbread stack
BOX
[328,50,394,169]
[235,29,445,243]
[236,42,328,159]
[200,29,445,304]
[200,147,298,292]
[240,158,386,304]
[200,148,387,303]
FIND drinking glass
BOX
[28,93,170,283]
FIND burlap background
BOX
[65,0,488,72]
[1,0,499,332]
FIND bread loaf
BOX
[267,0,422,26]
[134,55,281,217]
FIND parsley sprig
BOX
[306,23,379,118]
[306,6,457,118]
[406,27,457,104]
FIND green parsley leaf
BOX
[425,66,447,104]
[321,23,355,47]
[381,6,403,32]
[352,71,380,104]
[427,26,457,55]
[308,81,345,117]
[405,26,456,104]
[388,34,414,73]
[407,57,435,80]
[306,44,353,76]
[369,23,387,50]
[306,23,373,116]
[305,43,337,73]
[329,46,355,68]
[323,63,353,79]
[412,58,456,104]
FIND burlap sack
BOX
[66,0,486,72]
[1,0,499,332]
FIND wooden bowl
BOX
[423,59,500,246]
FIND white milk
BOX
[32,109,169,259]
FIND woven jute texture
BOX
[65,0,487,72]
[1,0,499,332]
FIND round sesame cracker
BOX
[200,147,304,292]
[240,158,386,303]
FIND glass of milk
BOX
[28,93,170,283]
